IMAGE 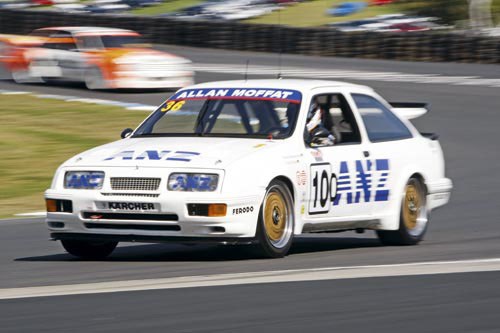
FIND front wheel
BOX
[377,177,428,245]
[11,68,44,84]
[61,239,118,259]
[256,180,295,258]
[84,67,108,90]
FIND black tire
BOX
[61,239,118,259]
[256,179,294,258]
[377,177,428,245]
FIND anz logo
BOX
[104,150,200,162]
[309,159,390,214]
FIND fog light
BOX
[46,199,57,212]
[208,204,227,217]
[46,199,73,213]
[187,203,227,217]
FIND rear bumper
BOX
[427,177,453,210]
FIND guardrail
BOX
[1,9,499,63]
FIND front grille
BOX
[82,212,178,221]
[110,177,161,191]
[84,223,180,231]
[101,193,160,198]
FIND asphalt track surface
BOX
[1,45,500,332]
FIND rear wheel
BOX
[61,239,117,259]
[256,180,294,258]
[377,177,428,245]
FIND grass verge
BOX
[131,0,204,16]
[0,94,148,218]
[245,0,407,27]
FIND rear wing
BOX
[390,102,429,120]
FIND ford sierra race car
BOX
[45,79,452,258]
[1,26,193,90]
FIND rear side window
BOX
[352,94,412,142]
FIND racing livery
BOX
[0,27,193,89]
[45,79,452,258]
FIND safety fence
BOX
[1,9,499,63]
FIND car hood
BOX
[63,136,282,169]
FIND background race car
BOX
[0,26,194,90]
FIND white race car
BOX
[45,79,452,258]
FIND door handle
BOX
[363,151,370,157]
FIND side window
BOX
[304,93,362,146]
[352,94,412,142]
[327,94,361,144]
[75,36,104,50]
[44,32,77,51]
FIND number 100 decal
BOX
[309,163,337,215]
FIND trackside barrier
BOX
[0,9,499,63]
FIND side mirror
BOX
[121,128,133,139]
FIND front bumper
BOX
[45,190,262,242]
[50,232,257,245]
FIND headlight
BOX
[168,173,218,192]
[64,171,105,189]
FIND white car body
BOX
[45,79,452,257]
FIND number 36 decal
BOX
[309,163,337,214]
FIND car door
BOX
[302,89,375,229]
[349,92,417,217]
[36,31,86,80]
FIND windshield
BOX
[134,88,302,139]
[75,35,146,49]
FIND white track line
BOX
[2,258,500,300]
[14,211,46,217]
[192,64,500,88]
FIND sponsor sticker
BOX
[232,206,254,215]
[296,170,307,186]
[107,202,156,211]
[105,150,200,162]
[168,88,302,104]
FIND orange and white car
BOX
[1,27,194,90]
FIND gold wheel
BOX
[401,178,428,237]
[264,192,287,242]
[260,181,294,253]
[377,177,428,245]
[403,184,420,231]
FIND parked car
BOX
[327,2,367,16]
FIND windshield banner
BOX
[169,88,302,104]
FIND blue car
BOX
[327,2,367,16]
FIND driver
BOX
[306,99,336,147]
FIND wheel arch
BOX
[268,175,304,235]
[380,167,428,231]
[409,172,428,195]
[272,175,295,201]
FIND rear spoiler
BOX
[390,102,429,120]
